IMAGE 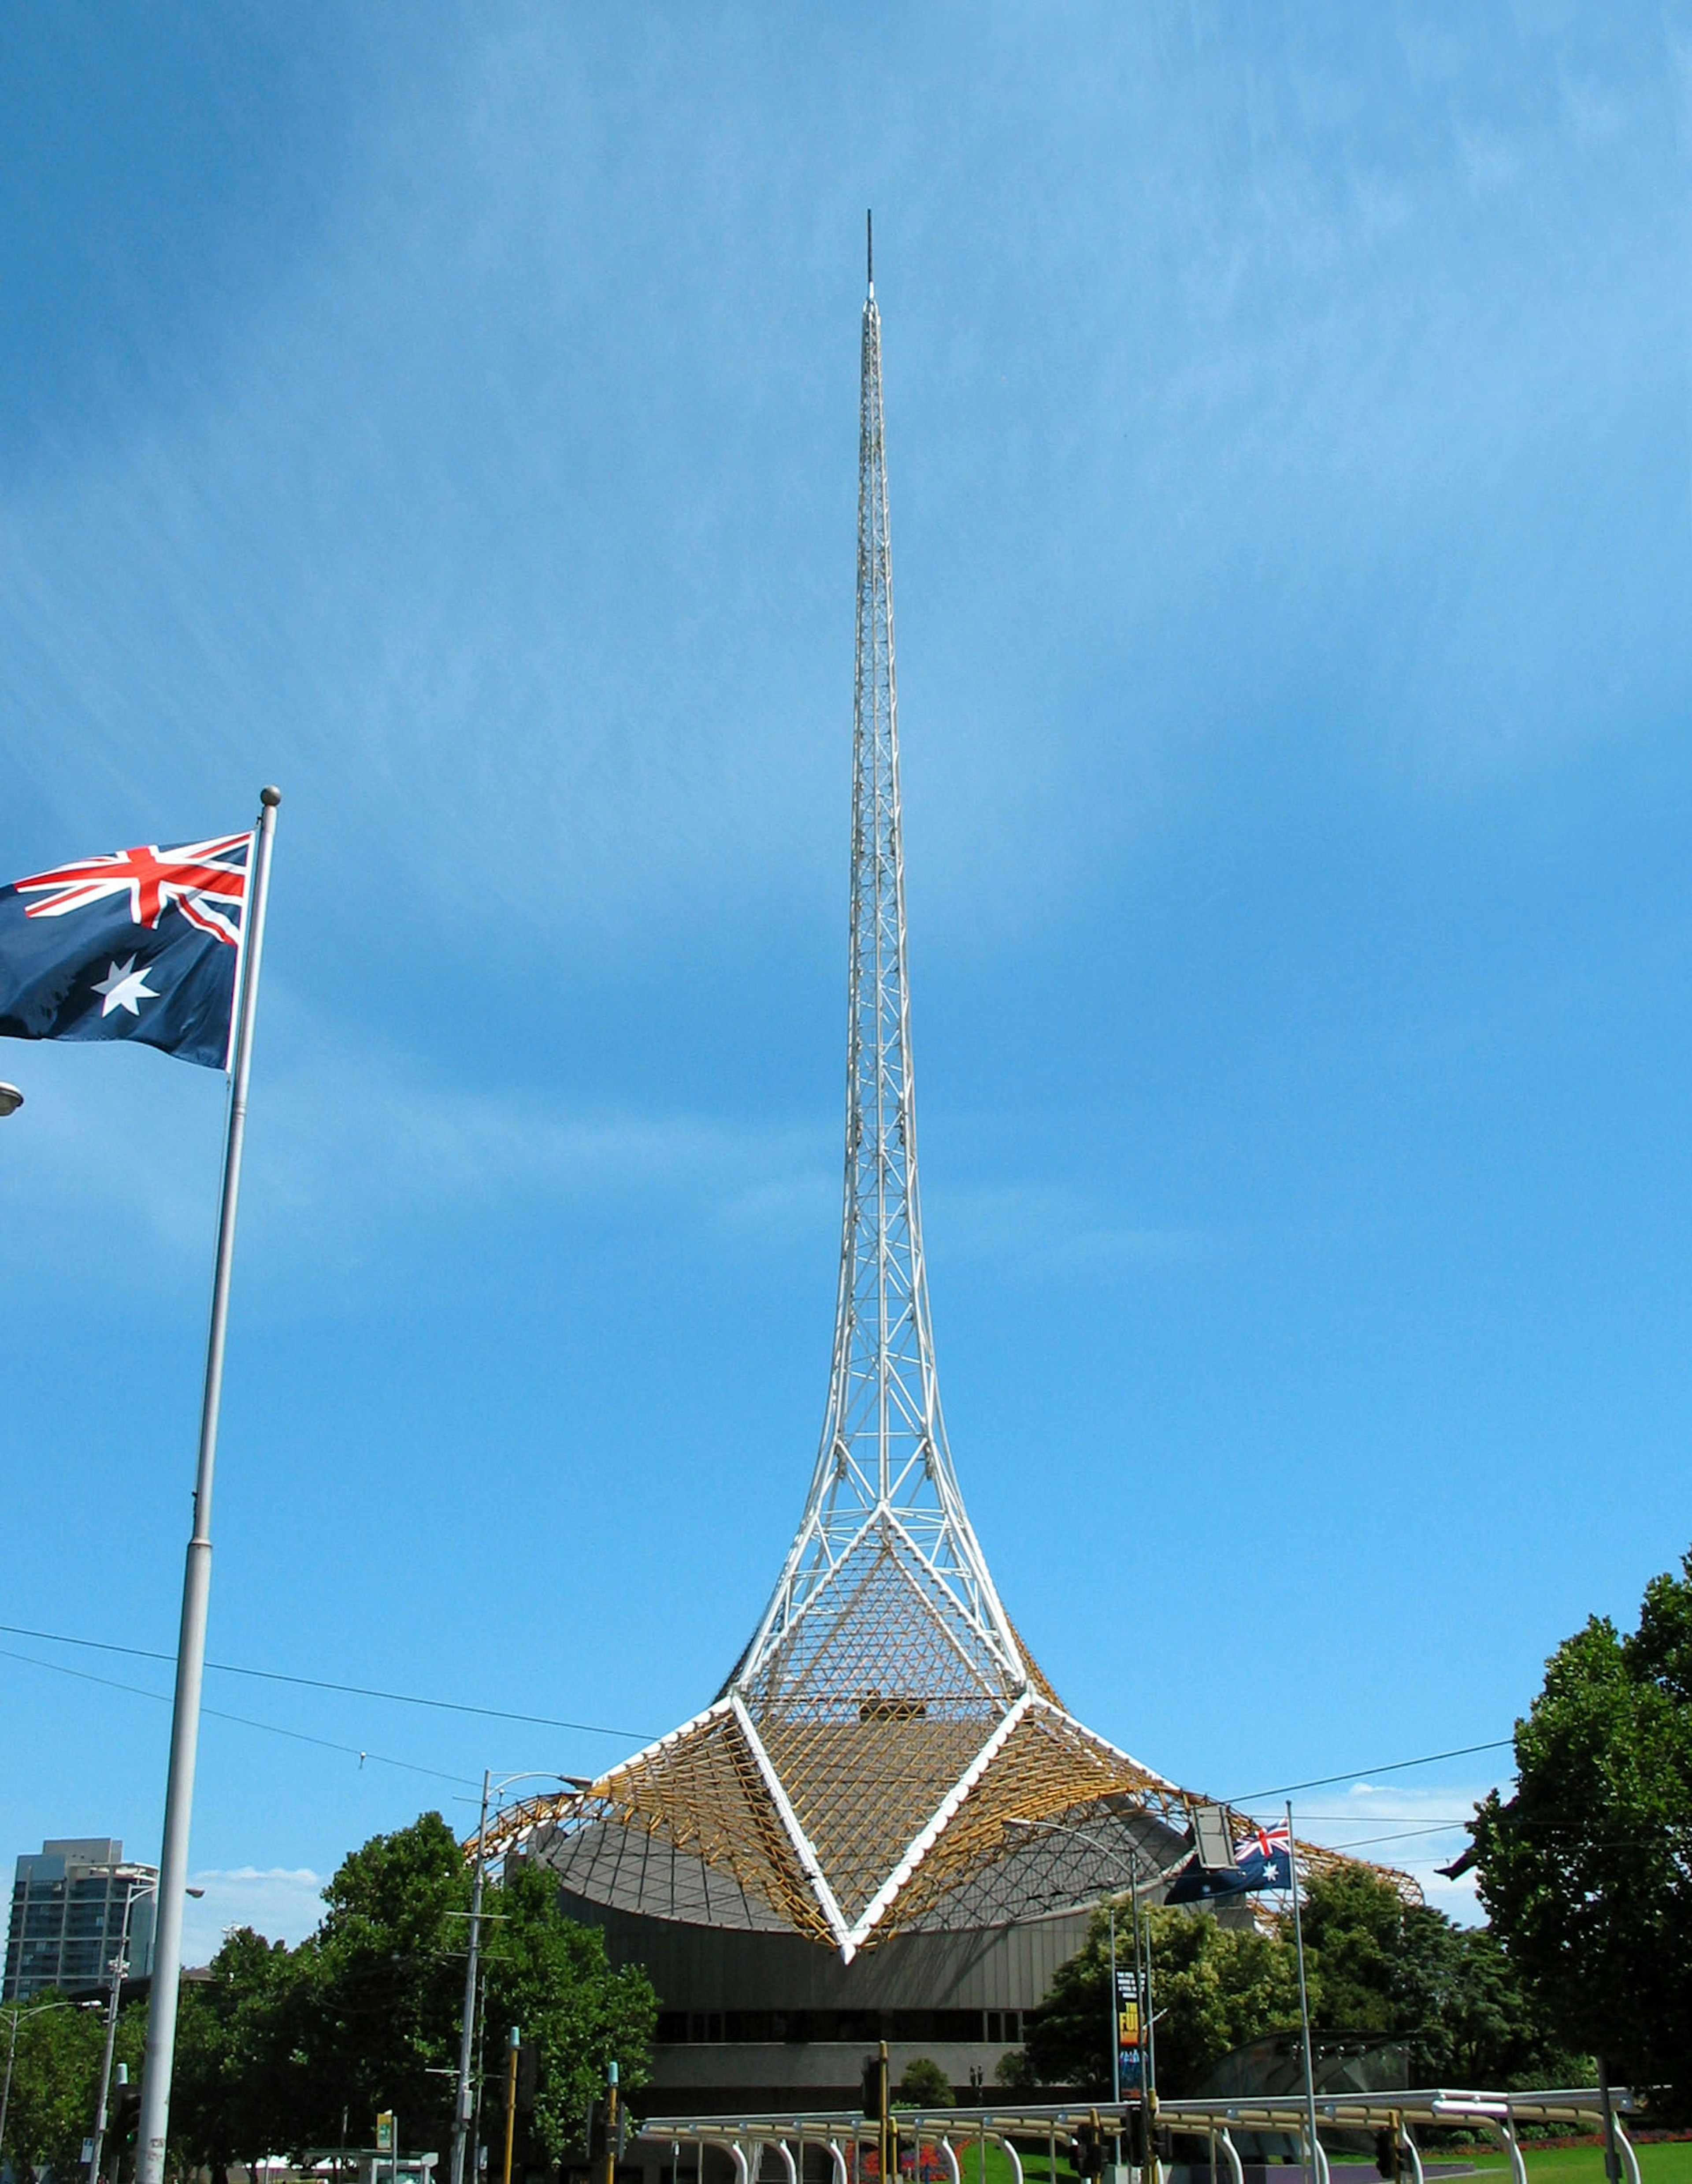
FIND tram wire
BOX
[0,1617,654,1742]
[3,1615,1524,1824]
[0,1643,480,1787]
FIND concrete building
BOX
[4,1839,157,2000]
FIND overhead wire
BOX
[0,1645,479,1789]
[1225,1738,1514,1803]
[0,1618,655,1743]
[2,1616,1525,1845]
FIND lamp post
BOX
[0,1084,22,1117]
[1002,1818,1156,2106]
[89,1880,204,2184]
[450,1773,575,2184]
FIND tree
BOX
[1299,1865,1578,2087]
[1012,1902,1313,2096]
[894,2057,954,2108]
[304,1810,472,2155]
[1149,1908,1310,2094]
[482,1860,657,2172]
[0,1994,145,2182]
[1005,1877,1574,2098]
[165,1812,658,2173]
[1470,1547,1692,2115]
[172,1928,315,2175]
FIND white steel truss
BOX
[484,255,1419,1959]
[730,269,1024,1727]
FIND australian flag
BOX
[1165,1819,1294,1903]
[0,834,253,1071]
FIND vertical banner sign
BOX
[1116,1966,1145,2089]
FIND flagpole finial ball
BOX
[0,1083,24,1118]
[260,786,282,808]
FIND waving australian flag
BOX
[1165,1818,1294,1903]
[0,833,253,1071]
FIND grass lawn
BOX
[1465,2148,1692,2184]
[935,2137,1691,2184]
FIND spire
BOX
[484,269,1313,1963]
[732,266,1025,1727]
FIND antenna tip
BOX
[866,208,873,291]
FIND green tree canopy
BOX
[894,2056,955,2109]
[1006,1872,1573,2097]
[1471,1545,1692,2116]
[482,1860,658,2170]
[1013,1902,1314,2096]
[172,1927,319,2176]
[0,1993,145,2182]
[167,1812,656,2175]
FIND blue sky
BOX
[4,1,1692,1957]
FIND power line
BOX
[1,1615,1518,1816]
[1227,1738,1513,1803]
[0,1619,653,1743]
[0,1646,479,1788]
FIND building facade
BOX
[4,1839,157,2000]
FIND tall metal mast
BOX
[480,248,1282,1964]
[734,228,1024,1717]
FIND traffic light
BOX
[861,2055,882,2121]
[516,2045,538,2114]
[1125,2107,1148,2168]
[614,2106,629,2161]
[586,2101,605,2160]
[112,2067,142,2148]
[1074,2122,1103,2178]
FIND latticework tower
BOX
[483,257,1395,1959]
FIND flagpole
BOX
[1286,1801,1321,2184]
[137,787,280,2184]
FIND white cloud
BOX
[182,1866,323,1965]
[1288,1778,1505,1924]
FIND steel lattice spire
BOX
[732,234,1025,1720]
[490,247,1305,1965]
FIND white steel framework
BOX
[728,266,1022,1722]
[479,253,1413,1959]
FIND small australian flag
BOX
[0,833,253,1071]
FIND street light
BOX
[1001,1816,1158,2107]
[0,1084,23,1118]
[450,1773,575,2184]
[88,1881,204,2184]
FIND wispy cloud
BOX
[0,1005,839,1310]
[1288,1779,1504,1924]
[182,1865,323,1963]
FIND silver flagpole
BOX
[136,787,281,2184]
[1287,1802,1321,2184]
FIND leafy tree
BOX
[894,2057,955,2108]
[1470,1547,1692,2115]
[1299,1865,1579,2087]
[165,1812,657,2173]
[1005,1877,1574,2098]
[1149,1908,1310,2094]
[0,1993,144,2182]
[1013,1902,1313,2095]
[482,1859,657,2172]
[304,1810,471,2154]
[172,1928,315,2175]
